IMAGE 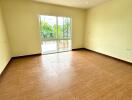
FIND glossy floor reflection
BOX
[0,50,132,100]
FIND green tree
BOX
[40,18,71,41]
[63,18,71,38]
[40,21,53,40]
[53,24,63,39]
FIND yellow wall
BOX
[85,0,132,63]
[0,4,11,74]
[1,0,86,57]
[1,0,131,65]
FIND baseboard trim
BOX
[0,53,41,77]
[1,49,131,77]
[13,53,41,58]
[72,48,85,51]
[0,58,12,77]
[84,48,132,64]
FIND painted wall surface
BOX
[85,0,132,63]
[0,4,11,74]
[1,0,86,57]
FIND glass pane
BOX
[58,17,72,51]
[40,15,58,54]
[67,18,72,50]
[58,17,64,40]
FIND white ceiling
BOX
[33,0,109,9]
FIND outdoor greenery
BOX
[40,18,71,41]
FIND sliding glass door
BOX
[58,17,72,52]
[40,15,72,54]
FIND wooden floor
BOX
[0,50,132,100]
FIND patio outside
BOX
[41,40,71,54]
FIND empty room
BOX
[0,0,132,99]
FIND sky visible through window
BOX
[40,15,63,26]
